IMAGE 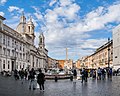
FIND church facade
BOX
[0,14,48,72]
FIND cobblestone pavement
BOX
[0,75,120,96]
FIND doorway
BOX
[11,61,14,71]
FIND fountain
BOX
[45,68,72,80]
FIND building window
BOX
[16,41,18,49]
[20,43,22,51]
[7,37,10,46]
[28,26,30,32]
[36,59,38,67]
[23,48,24,52]
[23,53,25,60]
[40,38,42,43]
[3,48,6,55]
[12,50,14,56]
[20,64,21,69]
[33,62,34,67]
[20,53,22,59]
[3,60,5,69]
[23,64,24,69]
[8,61,10,69]
[12,39,14,48]
[3,34,5,45]
[7,49,10,56]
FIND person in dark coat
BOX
[24,69,28,80]
[81,68,85,83]
[37,69,45,91]
[29,68,36,90]
[19,68,25,84]
[14,69,19,80]
[84,69,88,82]
[72,68,77,83]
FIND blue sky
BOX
[0,0,120,61]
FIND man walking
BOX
[37,69,45,91]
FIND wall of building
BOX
[76,40,113,69]
[0,15,48,72]
[113,25,120,70]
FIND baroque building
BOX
[0,14,48,72]
[76,40,113,69]
[48,57,59,69]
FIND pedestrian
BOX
[101,68,106,80]
[92,70,96,79]
[14,69,19,80]
[55,75,58,82]
[29,68,36,90]
[81,68,86,83]
[73,68,77,83]
[37,69,45,91]
[84,69,88,82]
[24,69,28,80]
[19,68,25,84]
[97,67,101,80]
[108,68,112,80]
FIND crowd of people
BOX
[13,68,45,91]
[72,67,113,83]
[1,66,117,92]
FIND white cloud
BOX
[49,0,57,6]
[8,6,24,13]
[84,4,120,31]
[5,18,19,29]
[34,31,40,47]
[0,0,7,5]
[60,0,72,7]
[0,11,5,16]
[5,0,120,60]
[39,0,120,60]
[34,13,43,20]
[80,39,107,49]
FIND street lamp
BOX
[108,38,110,68]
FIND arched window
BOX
[28,26,30,32]
[40,38,42,43]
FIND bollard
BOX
[55,76,58,82]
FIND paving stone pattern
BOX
[0,75,120,96]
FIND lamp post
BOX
[108,38,110,68]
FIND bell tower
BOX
[16,12,26,34]
[20,12,26,23]
[26,16,35,44]
[39,32,45,49]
